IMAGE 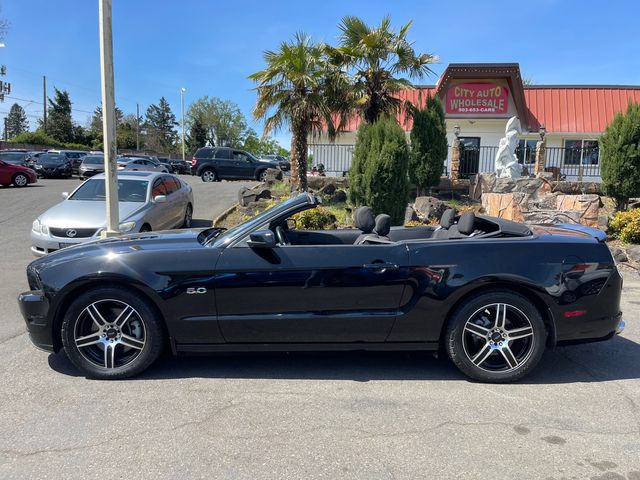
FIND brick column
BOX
[534,138,547,175]
[450,138,460,183]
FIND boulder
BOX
[330,190,347,204]
[319,183,336,195]
[555,194,599,228]
[404,206,419,224]
[481,192,528,222]
[609,246,628,263]
[552,181,602,195]
[469,173,496,201]
[522,209,585,225]
[306,175,349,191]
[413,196,448,220]
[625,245,640,264]
[238,187,271,207]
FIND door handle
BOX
[363,263,398,270]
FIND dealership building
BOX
[312,63,640,180]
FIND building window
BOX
[516,140,538,164]
[564,140,599,165]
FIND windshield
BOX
[209,195,312,247]
[39,154,66,164]
[82,156,104,165]
[69,178,149,202]
[0,152,26,164]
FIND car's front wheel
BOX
[201,169,217,182]
[445,290,546,383]
[12,173,29,187]
[182,204,193,228]
[61,286,165,379]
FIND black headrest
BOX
[440,209,456,229]
[457,211,476,235]
[374,214,391,236]
[354,206,375,233]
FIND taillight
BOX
[191,157,197,167]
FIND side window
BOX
[162,176,178,194]
[233,151,251,162]
[215,149,231,160]
[151,178,167,197]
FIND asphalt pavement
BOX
[0,176,639,479]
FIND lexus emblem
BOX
[66,229,77,238]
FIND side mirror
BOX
[154,195,167,203]
[247,230,276,249]
[61,192,69,199]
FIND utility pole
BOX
[42,76,47,133]
[3,117,7,141]
[180,87,186,162]
[135,102,140,151]
[99,0,119,237]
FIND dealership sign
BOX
[446,83,509,114]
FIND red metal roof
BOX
[523,86,640,133]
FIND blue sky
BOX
[2,0,639,147]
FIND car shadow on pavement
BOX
[47,335,640,384]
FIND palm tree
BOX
[249,33,349,191]
[326,16,437,124]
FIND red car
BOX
[0,160,38,187]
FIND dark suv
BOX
[48,150,89,175]
[191,147,281,182]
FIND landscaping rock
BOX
[238,187,271,206]
[330,190,347,204]
[522,209,584,225]
[555,194,600,228]
[481,192,528,222]
[320,183,336,195]
[552,181,602,195]
[413,196,448,220]
[404,206,418,224]
[609,246,628,263]
[306,175,349,191]
[263,168,283,184]
[625,245,640,264]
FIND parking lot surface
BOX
[0,177,639,479]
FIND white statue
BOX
[495,116,522,178]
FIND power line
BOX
[3,95,95,114]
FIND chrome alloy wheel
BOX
[201,170,216,182]
[461,303,535,373]
[73,299,146,369]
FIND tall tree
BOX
[242,129,289,157]
[47,87,74,143]
[117,114,139,150]
[88,105,124,146]
[408,95,448,195]
[5,103,29,138]
[186,96,248,147]
[186,115,208,154]
[249,32,349,190]
[144,97,178,152]
[325,16,436,124]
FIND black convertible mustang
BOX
[18,193,624,382]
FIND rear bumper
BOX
[18,290,54,352]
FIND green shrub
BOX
[600,101,640,207]
[293,207,336,230]
[9,130,91,150]
[348,116,410,224]
[409,95,448,194]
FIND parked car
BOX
[48,150,89,175]
[259,154,290,172]
[18,193,623,381]
[191,147,282,182]
[0,150,29,166]
[35,153,73,178]
[78,154,105,179]
[157,157,175,173]
[169,159,190,174]
[29,171,193,257]
[26,151,47,168]
[0,159,38,187]
[118,156,169,173]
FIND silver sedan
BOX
[117,157,169,173]
[31,171,194,256]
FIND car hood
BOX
[258,159,280,165]
[39,200,146,228]
[29,228,216,270]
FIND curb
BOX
[213,203,239,227]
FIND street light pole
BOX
[98,0,119,237]
[180,87,186,162]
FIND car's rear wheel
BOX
[12,173,28,187]
[445,290,546,383]
[201,169,217,182]
[182,204,193,228]
[61,287,165,379]
[257,169,268,182]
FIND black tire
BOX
[201,168,217,182]
[256,169,268,181]
[445,290,546,383]
[12,173,29,187]
[182,203,193,228]
[60,286,165,379]
[140,224,152,233]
